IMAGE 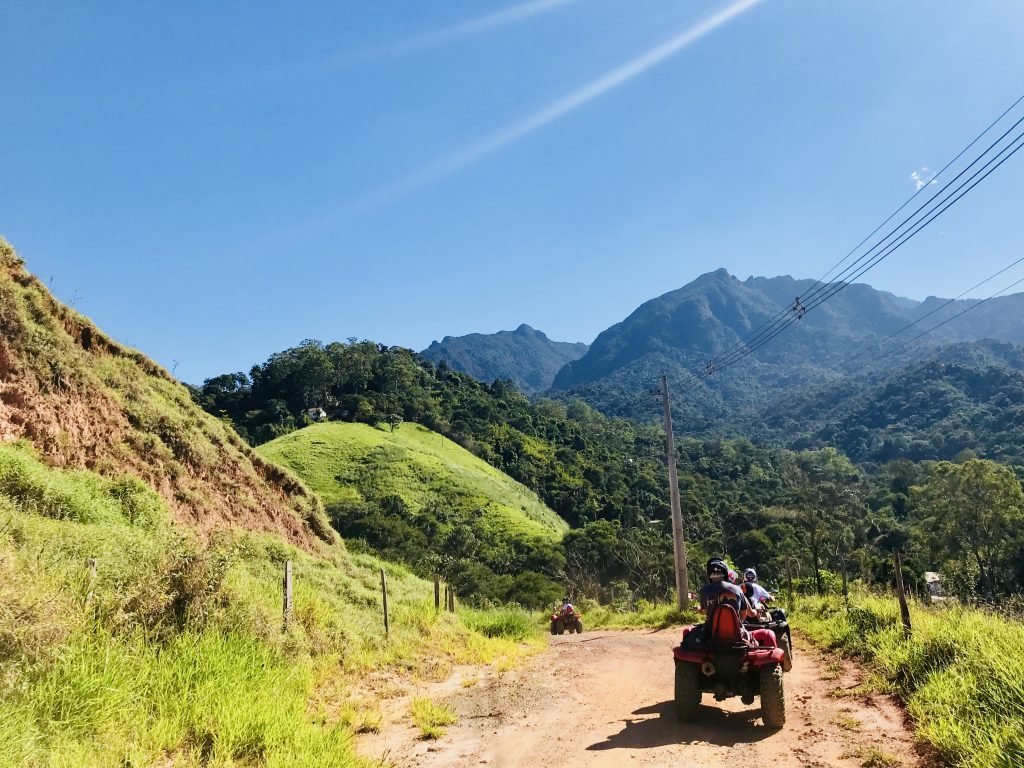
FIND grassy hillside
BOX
[259,422,567,538]
[0,440,538,767]
[258,422,568,604]
[0,238,330,547]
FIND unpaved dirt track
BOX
[359,628,926,768]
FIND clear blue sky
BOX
[3,0,1024,383]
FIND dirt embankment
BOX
[359,628,927,768]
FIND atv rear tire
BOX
[759,664,785,728]
[674,662,701,722]
[550,621,558,635]
[555,620,565,635]
[778,633,793,672]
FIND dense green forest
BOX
[194,339,1024,606]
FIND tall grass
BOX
[0,442,540,767]
[797,593,1024,768]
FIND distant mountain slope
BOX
[0,238,331,546]
[550,268,1024,423]
[739,340,1024,465]
[421,324,588,393]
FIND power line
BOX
[838,253,1024,370]
[706,122,1024,375]
[703,93,1024,372]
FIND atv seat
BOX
[706,604,748,649]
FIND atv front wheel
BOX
[555,619,565,635]
[778,632,793,672]
[759,664,785,728]
[575,619,583,634]
[550,621,558,635]
[674,662,701,722]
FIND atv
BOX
[550,605,583,635]
[672,604,786,728]
[743,605,793,672]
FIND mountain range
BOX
[548,268,1024,424]
[420,323,588,394]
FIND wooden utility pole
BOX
[282,559,294,630]
[893,551,912,634]
[660,375,689,610]
[434,575,441,612]
[380,567,390,638]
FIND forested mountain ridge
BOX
[420,323,588,394]
[549,268,1024,423]
[739,339,1024,466]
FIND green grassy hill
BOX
[259,422,567,538]
[258,422,568,604]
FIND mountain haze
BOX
[421,323,588,393]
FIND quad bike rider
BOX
[550,598,583,635]
[741,568,793,672]
[672,558,786,727]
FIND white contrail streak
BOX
[353,0,762,212]
[370,0,578,58]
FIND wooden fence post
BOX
[380,568,390,638]
[447,586,455,612]
[893,550,912,634]
[434,574,440,612]
[282,559,293,630]
[785,556,795,613]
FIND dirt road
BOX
[358,628,925,768]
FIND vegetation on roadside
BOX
[797,594,1024,768]
[409,696,458,740]
[0,441,539,767]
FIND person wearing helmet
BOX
[742,568,774,607]
[727,569,740,585]
[699,558,753,618]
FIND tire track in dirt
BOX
[357,628,926,768]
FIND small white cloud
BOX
[910,167,938,191]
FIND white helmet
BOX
[743,568,757,582]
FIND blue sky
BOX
[3,0,1024,383]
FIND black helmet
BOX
[706,558,728,579]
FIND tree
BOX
[913,459,1024,599]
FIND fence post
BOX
[282,559,293,631]
[893,550,912,633]
[434,574,440,612]
[841,555,849,607]
[785,556,795,613]
[380,568,390,638]
[447,586,455,612]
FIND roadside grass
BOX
[840,746,903,768]
[258,422,567,541]
[409,696,458,740]
[0,441,539,767]
[796,593,1024,768]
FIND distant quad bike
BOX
[672,604,786,728]
[550,605,583,635]
[744,606,793,673]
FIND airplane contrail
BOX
[352,0,763,212]
[369,0,579,58]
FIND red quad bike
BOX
[672,604,786,728]
[550,605,583,635]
